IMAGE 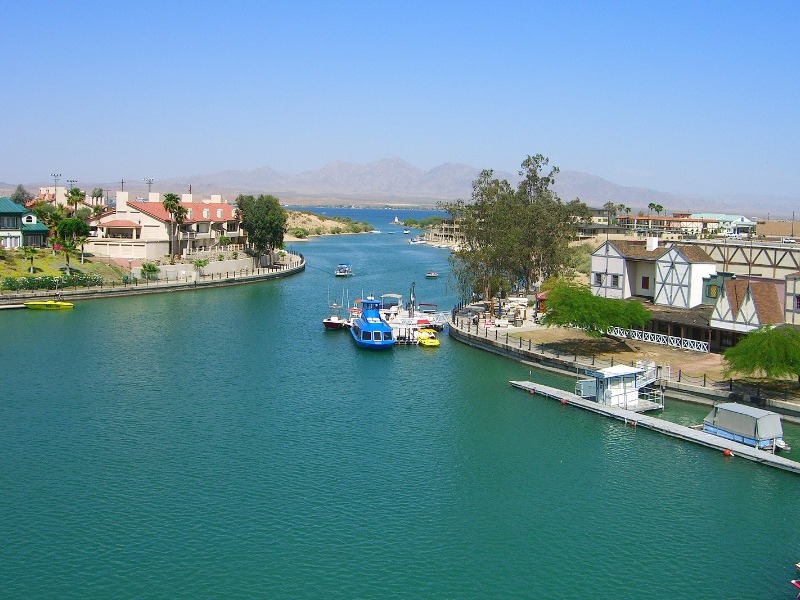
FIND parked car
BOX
[782,237,796,243]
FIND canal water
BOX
[2,211,799,599]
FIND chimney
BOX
[646,237,659,251]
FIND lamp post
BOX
[128,259,132,284]
[50,172,61,201]
[143,178,154,193]
[66,178,77,190]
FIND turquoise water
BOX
[2,226,799,598]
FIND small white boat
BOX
[334,263,353,277]
[403,229,410,235]
[425,271,438,278]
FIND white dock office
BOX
[575,363,664,412]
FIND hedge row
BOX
[1,273,105,291]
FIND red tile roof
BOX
[128,201,238,223]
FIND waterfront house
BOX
[87,191,245,260]
[0,197,49,249]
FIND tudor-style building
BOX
[590,238,715,308]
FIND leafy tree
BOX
[21,246,38,273]
[514,155,589,290]
[723,325,800,382]
[90,188,104,204]
[140,262,160,281]
[541,279,651,337]
[236,194,287,264]
[162,192,188,263]
[32,201,67,230]
[74,206,92,221]
[57,217,90,244]
[603,200,618,223]
[10,184,33,205]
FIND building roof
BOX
[608,240,668,260]
[723,279,784,325]
[21,222,49,233]
[128,201,238,223]
[672,244,715,263]
[0,197,28,214]
[100,219,142,228]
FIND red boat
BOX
[322,314,347,330]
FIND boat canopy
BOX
[703,403,783,441]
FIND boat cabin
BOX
[702,403,787,450]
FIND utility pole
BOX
[119,179,125,191]
[143,178,154,193]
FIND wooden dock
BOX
[510,380,800,475]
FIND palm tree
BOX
[647,202,657,216]
[20,246,38,273]
[653,204,664,216]
[59,238,77,276]
[162,193,181,262]
[76,234,89,264]
[65,187,86,213]
[140,262,160,281]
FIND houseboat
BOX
[575,363,664,412]
[349,296,396,349]
[702,403,790,452]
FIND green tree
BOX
[723,325,800,382]
[540,279,651,337]
[603,200,618,224]
[56,217,90,270]
[236,194,287,265]
[90,188,104,205]
[140,262,160,281]
[514,155,589,290]
[65,187,86,212]
[32,201,67,230]
[193,258,209,276]
[440,170,516,305]
[162,192,188,263]
[10,184,33,205]
[21,246,38,273]
[57,237,78,276]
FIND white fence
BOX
[607,326,709,353]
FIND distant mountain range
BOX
[3,158,797,217]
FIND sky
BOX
[2,0,798,198]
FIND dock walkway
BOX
[510,380,800,475]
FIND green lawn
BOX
[0,248,126,281]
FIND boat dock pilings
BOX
[510,380,800,475]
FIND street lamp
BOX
[50,172,61,200]
[143,178,154,193]
[128,259,132,284]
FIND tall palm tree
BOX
[65,187,86,213]
[21,246,38,273]
[59,238,77,276]
[162,193,181,262]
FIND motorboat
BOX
[702,403,791,452]
[322,314,348,330]
[403,229,410,234]
[24,300,74,310]
[408,236,427,245]
[349,296,396,349]
[334,263,353,277]
[425,271,438,278]
[416,328,440,347]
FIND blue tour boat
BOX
[349,296,396,349]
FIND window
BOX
[795,295,800,311]
[641,276,650,290]
[594,273,603,285]
[611,275,619,287]
[707,284,719,299]
[217,209,223,219]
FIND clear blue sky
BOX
[2,0,798,197]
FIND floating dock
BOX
[510,380,800,475]
[0,304,27,310]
